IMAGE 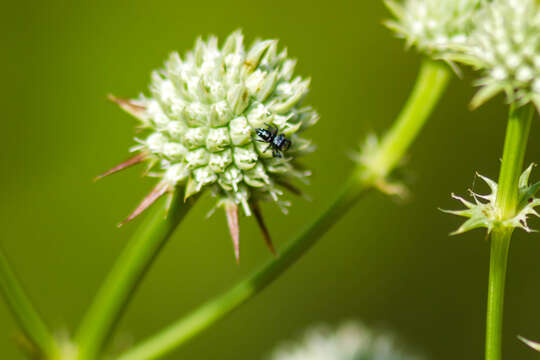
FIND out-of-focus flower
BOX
[101,30,318,261]
[268,322,421,360]
[453,0,540,110]
[384,0,480,59]
[442,164,540,235]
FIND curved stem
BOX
[370,59,451,178]
[115,60,453,360]
[76,191,197,360]
[116,177,368,360]
[485,103,534,360]
[0,247,59,359]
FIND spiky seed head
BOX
[442,164,540,235]
[268,322,421,360]
[454,0,540,110]
[384,0,481,59]
[104,30,318,260]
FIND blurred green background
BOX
[1,1,540,359]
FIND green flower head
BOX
[443,164,540,235]
[100,30,318,261]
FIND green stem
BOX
[370,59,451,178]
[485,228,512,360]
[115,60,452,360]
[116,177,368,360]
[0,247,59,359]
[485,103,534,360]
[495,104,534,219]
[76,191,197,360]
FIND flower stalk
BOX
[485,227,512,360]
[114,59,452,360]
[485,103,534,360]
[367,60,450,179]
[495,105,534,219]
[75,190,197,360]
[0,247,59,359]
[116,177,368,360]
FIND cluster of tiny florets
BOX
[457,0,540,110]
[114,30,317,216]
[443,164,540,235]
[268,322,420,360]
[384,0,480,58]
[386,0,540,111]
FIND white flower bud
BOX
[164,163,189,185]
[208,150,233,173]
[146,133,167,153]
[229,116,251,145]
[206,127,230,152]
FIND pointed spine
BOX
[95,153,147,181]
[119,182,170,227]
[250,201,277,256]
[225,203,240,263]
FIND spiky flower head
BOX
[454,0,540,110]
[384,0,480,58]
[268,322,420,360]
[442,164,540,235]
[101,30,318,261]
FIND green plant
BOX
[2,1,539,360]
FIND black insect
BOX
[255,123,292,158]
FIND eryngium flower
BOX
[384,0,480,58]
[442,164,540,235]
[268,322,420,360]
[101,30,318,261]
[454,0,540,110]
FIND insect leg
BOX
[266,123,278,136]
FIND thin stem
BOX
[117,177,368,360]
[484,103,534,360]
[115,59,452,360]
[76,191,197,360]
[485,228,512,360]
[495,104,534,219]
[370,59,451,178]
[0,247,59,359]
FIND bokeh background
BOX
[1,1,540,359]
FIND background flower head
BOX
[268,322,421,360]
[454,0,540,110]
[385,0,480,58]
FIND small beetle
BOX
[255,123,292,158]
